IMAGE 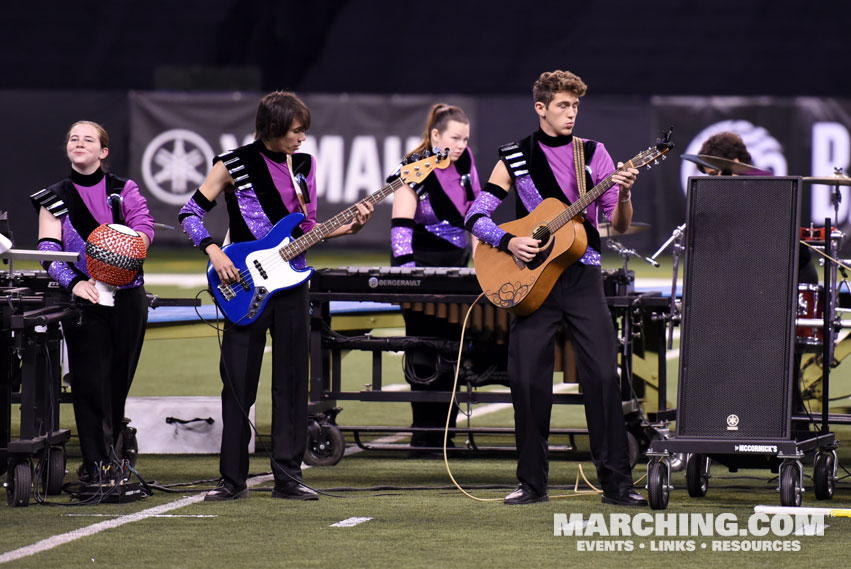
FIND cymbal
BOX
[598,222,650,238]
[681,154,772,176]
[802,175,851,186]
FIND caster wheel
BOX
[813,453,835,501]
[40,446,66,496]
[686,454,710,498]
[304,422,345,467]
[780,462,802,507]
[7,461,32,507]
[647,461,670,510]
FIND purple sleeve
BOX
[390,225,415,267]
[38,239,81,290]
[464,191,508,249]
[121,180,156,244]
[179,192,214,250]
[590,143,620,223]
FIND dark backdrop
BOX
[2,1,849,97]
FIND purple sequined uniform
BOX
[466,137,618,266]
[34,171,153,289]
[390,148,481,266]
[179,142,317,270]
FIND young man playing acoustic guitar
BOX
[179,92,372,501]
[464,70,646,506]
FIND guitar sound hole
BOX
[527,236,555,270]
[532,226,551,245]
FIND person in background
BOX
[695,132,754,176]
[389,104,481,454]
[696,130,817,431]
[31,120,154,482]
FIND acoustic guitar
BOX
[474,130,673,316]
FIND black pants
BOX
[63,285,147,468]
[218,284,309,487]
[402,243,469,447]
[403,310,460,447]
[508,263,632,495]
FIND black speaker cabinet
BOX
[676,176,801,440]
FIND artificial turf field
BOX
[2,248,850,568]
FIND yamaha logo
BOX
[680,120,787,194]
[368,277,379,289]
[726,414,740,431]
[141,129,215,205]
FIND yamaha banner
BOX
[128,92,477,248]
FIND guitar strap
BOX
[286,154,309,217]
[573,137,588,216]
[572,137,587,199]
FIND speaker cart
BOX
[644,178,838,510]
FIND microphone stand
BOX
[650,223,686,349]
[607,239,660,270]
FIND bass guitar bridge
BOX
[217,277,250,301]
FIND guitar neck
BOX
[279,177,405,260]
[549,159,635,232]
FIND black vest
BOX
[499,132,603,256]
[215,140,313,244]
[36,172,129,240]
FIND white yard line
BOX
[330,516,373,527]
[0,494,209,564]
[1,471,281,563]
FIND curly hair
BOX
[698,132,753,171]
[533,70,588,107]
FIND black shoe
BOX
[204,480,248,501]
[601,487,648,507]
[504,483,549,505]
[408,448,447,459]
[272,481,319,501]
[77,463,92,484]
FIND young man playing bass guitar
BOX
[464,70,646,506]
[179,92,372,501]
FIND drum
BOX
[796,283,823,345]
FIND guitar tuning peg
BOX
[431,145,441,156]
[661,155,667,160]
[422,149,431,158]
[653,159,660,165]
[410,153,421,161]
[646,164,652,170]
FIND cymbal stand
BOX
[650,223,686,349]
[822,218,837,433]
[828,167,845,228]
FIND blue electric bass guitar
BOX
[207,151,449,325]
